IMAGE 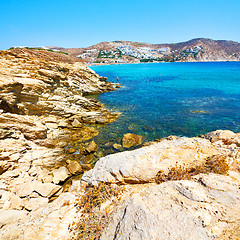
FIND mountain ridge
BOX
[47,38,240,63]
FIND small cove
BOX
[88,62,240,154]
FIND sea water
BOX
[90,62,240,148]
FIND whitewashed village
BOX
[75,44,204,64]
[10,40,206,64]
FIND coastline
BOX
[1,49,240,239]
[88,59,240,67]
[0,48,122,238]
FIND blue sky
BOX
[1,0,240,50]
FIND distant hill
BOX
[49,38,240,64]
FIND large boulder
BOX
[204,130,240,145]
[122,133,143,148]
[82,137,217,185]
[100,173,240,240]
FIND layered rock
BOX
[0,49,120,238]
[0,49,119,118]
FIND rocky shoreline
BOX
[0,49,240,239]
[0,49,121,238]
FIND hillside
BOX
[50,38,240,64]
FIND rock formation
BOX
[81,130,240,239]
[0,48,119,239]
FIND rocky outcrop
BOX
[0,49,119,118]
[82,137,217,185]
[100,173,240,240]
[0,49,120,238]
[80,130,240,239]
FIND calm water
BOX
[90,62,240,147]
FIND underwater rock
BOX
[113,143,124,151]
[83,141,98,154]
[67,161,82,175]
[68,148,76,154]
[122,133,143,148]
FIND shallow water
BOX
[90,62,240,149]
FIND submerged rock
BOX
[122,133,143,148]
[83,140,98,154]
[67,160,82,175]
[113,143,124,151]
[68,148,76,154]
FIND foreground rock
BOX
[80,130,240,239]
[82,136,217,185]
[100,173,240,239]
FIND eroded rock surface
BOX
[82,137,217,185]
[0,49,119,238]
[100,173,240,240]
[81,130,240,239]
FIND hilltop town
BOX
[10,38,240,64]
[46,38,240,64]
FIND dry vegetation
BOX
[0,48,85,64]
[70,183,123,240]
[155,154,230,184]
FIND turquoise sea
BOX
[90,62,240,151]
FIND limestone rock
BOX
[122,133,143,148]
[113,143,124,151]
[100,173,240,240]
[24,197,48,211]
[82,137,217,185]
[71,118,83,128]
[81,163,92,171]
[15,182,35,197]
[1,191,23,210]
[204,130,237,143]
[0,161,11,175]
[22,126,47,140]
[0,210,28,228]
[68,148,76,154]
[67,161,82,175]
[52,166,71,184]
[33,181,62,198]
[36,167,53,183]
